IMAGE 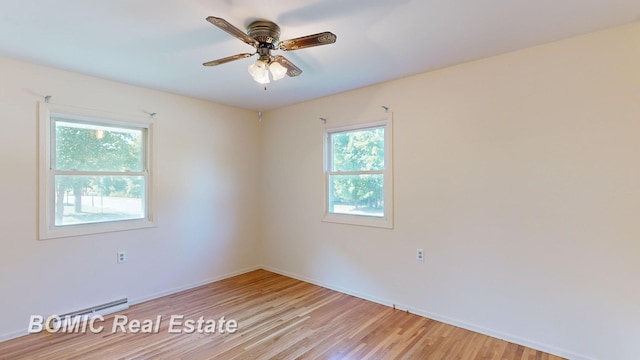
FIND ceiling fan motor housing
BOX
[248,21,281,48]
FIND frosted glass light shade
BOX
[269,61,287,81]
[248,60,270,84]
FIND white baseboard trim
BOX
[0,265,261,343]
[261,265,595,360]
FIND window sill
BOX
[39,218,156,240]
[322,213,393,229]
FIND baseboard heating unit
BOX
[52,298,129,327]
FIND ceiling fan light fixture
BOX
[248,59,270,84]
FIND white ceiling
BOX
[1,0,639,111]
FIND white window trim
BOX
[322,114,393,229]
[38,102,156,240]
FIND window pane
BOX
[331,126,384,171]
[54,175,145,226]
[55,120,143,172]
[328,174,384,217]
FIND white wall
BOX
[0,57,261,339]
[260,22,640,360]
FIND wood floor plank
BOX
[0,270,566,360]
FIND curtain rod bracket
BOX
[44,95,52,103]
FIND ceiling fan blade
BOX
[273,55,302,77]
[203,53,254,67]
[278,32,337,51]
[206,16,259,48]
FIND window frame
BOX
[322,115,393,229]
[38,102,155,240]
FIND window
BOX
[39,102,154,239]
[323,116,393,228]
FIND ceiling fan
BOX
[203,16,337,84]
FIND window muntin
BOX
[324,118,393,228]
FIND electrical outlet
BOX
[416,248,424,262]
[117,251,126,264]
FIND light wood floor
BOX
[0,270,564,360]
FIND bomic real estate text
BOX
[28,314,239,335]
